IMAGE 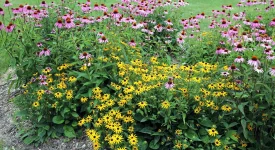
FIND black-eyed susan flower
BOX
[128,133,138,146]
[214,139,221,146]
[32,101,40,107]
[161,100,170,109]
[138,101,148,108]
[208,128,218,136]
[54,92,63,98]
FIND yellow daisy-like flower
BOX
[93,142,101,150]
[175,129,182,135]
[128,133,138,146]
[161,100,170,109]
[128,126,134,132]
[174,140,182,149]
[137,101,148,108]
[80,97,88,103]
[208,128,218,136]
[54,92,63,98]
[68,76,77,82]
[214,139,221,146]
[92,87,102,94]
[32,101,40,107]
[221,105,232,112]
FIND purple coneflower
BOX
[40,1,48,7]
[266,54,275,60]
[234,43,246,52]
[247,56,261,67]
[228,64,239,71]
[111,8,121,19]
[269,18,275,26]
[65,18,75,29]
[254,66,263,73]
[0,22,4,30]
[221,72,230,76]
[39,48,51,56]
[128,39,136,47]
[4,0,12,7]
[79,52,91,60]
[234,56,245,63]
[99,36,108,43]
[165,77,174,89]
[0,7,4,15]
[37,42,43,47]
[5,23,15,32]
[269,67,275,76]
[55,19,63,28]
[251,20,261,28]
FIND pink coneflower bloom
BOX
[86,0,91,5]
[81,16,90,24]
[237,2,243,7]
[228,64,239,71]
[111,8,121,19]
[248,56,261,67]
[166,25,174,32]
[234,43,246,52]
[39,74,47,80]
[165,77,174,89]
[99,36,108,43]
[269,18,275,26]
[220,20,229,28]
[55,19,63,28]
[232,14,240,20]
[254,66,263,73]
[129,39,136,47]
[221,72,230,76]
[39,48,51,56]
[222,49,231,55]
[0,8,4,15]
[4,0,12,7]
[93,3,100,10]
[154,24,163,32]
[264,48,273,55]
[216,47,224,55]
[251,20,261,28]
[221,31,229,37]
[234,56,245,63]
[164,19,173,25]
[39,80,47,86]
[79,52,91,60]
[5,23,15,32]
[258,26,266,34]
[261,43,272,49]
[257,15,263,20]
[177,37,184,44]
[97,32,104,37]
[37,42,43,47]
[243,19,251,25]
[269,67,275,76]
[0,22,4,30]
[65,18,75,29]
[40,1,48,7]
[267,54,275,60]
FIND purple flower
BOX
[39,48,51,56]
[234,56,245,63]
[247,56,261,67]
[79,52,91,60]
[269,67,275,76]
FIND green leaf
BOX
[139,141,148,150]
[71,112,79,118]
[238,102,249,116]
[198,117,213,127]
[38,129,46,137]
[149,139,160,149]
[61,107,70,117]
[52,116,64,124]
[63,125,76,138]
[139,127,155,135]
[185,130,201,141]
[38,115,43,122]
[226,130,238,142]
[241,119,248,139]
[182,113,186,124]
[23,136,36,145]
